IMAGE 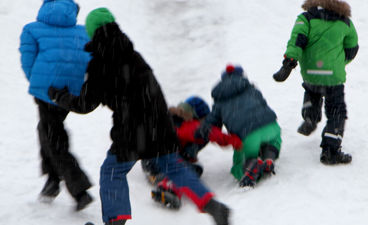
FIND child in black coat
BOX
[49,8,230,225]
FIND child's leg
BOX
[231,133,261,181]
[321,85,346,150]
[233,122,281,181]
[320,85,351,164]
[154,153,213,210]
[298,83,323,135]
[301,83,323,124]
[100,152,136,224]
[260,122,282,159]
[154,153,230,225]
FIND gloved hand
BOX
[48,86,69,102]
[228,134,242,151]
[209,126,228,146]
[209,127,243,150]
[273,57,298,82]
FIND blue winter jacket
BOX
[203,72,277,139]
[19,0,90,104]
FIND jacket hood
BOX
[302,0,351,17]
[37,0,78,27]
[211,74,251,101]
[84,22,134,63]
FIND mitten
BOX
[273,57,298,82]
[228,134,243,150]
[48,86,69,102]
[208,126,228,146]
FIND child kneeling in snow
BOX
[142,96,242,209]
[197,64,282,187]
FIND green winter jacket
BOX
[285,7,358,86]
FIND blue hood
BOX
[37,0,78,27]
[211,74,251,101]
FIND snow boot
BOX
[260,144,278,175]
[40,176,60,199]
[151,186,181,209]
[75,191,93,211]
[320,147,352,165]
[203,198,230,225]
[263,159,275,174]
[297,119,317,136]
[105,220,126,225]
[239,158,264,187]
[141,160,165,185]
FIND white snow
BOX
[1,0,367,224]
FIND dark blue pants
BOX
[100,152,213,223]
[301,83,347,150]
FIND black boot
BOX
[260,144,278,174]
[320,147,352,165]
[203,199,230,225]
[239,158,264,187]
[151,187,181,209]
[75,191,93,211]
[40,176,60,198]
[297,119,317,136]
[105,220,126,225]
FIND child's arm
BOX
[176,120,204,144]
[344,20,359,64]
[208,126,242,150]
[274,13,309,82]
[19,26,38,81]
[48,71,101,114]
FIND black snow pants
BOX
[301,83,347,150]
[35,98,91,199]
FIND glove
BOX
[273,57,298,82]
[209,127,243,150]
[209,126,228,146]
[48,86,69,102]
[228,134,243,151]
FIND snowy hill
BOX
[1,0,367,225]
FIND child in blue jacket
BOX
[197,64,282,187]
[19,0,92,210]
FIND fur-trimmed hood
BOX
[302,0,351,17]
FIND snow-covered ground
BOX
[1,0,367,224]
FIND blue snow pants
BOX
[100,152,214,223]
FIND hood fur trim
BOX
[302,0,351,17]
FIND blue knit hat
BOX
[184,96,210,119]
[221,64,244,77]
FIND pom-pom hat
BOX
[222,64,244,77]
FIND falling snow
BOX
[1,0,367,225]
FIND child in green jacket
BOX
[273,0,358,165]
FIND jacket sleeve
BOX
[195,103,223,140]
[284,13,310,60]
[176,121,204,144]
[49,72,101,114]
[19,26,38,81]
[344,20,359,63]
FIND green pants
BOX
[231,121,282,180]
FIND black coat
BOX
[50,22,179,162]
